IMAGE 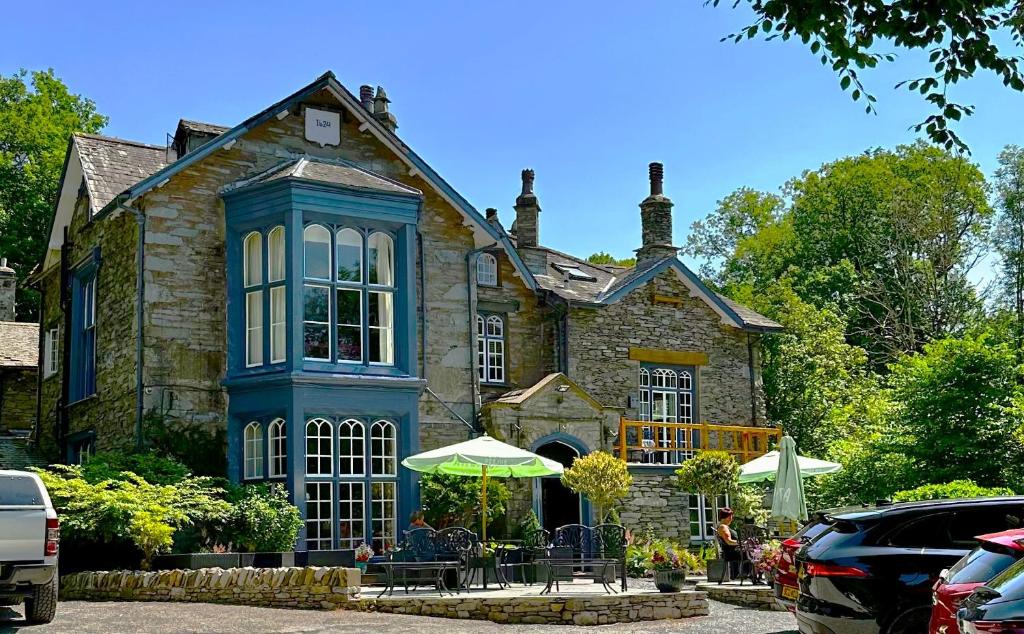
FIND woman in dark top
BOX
[716,507,741,579]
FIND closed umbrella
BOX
[738,449,841,484]
[401,434,564,542]
[771,435,808,522]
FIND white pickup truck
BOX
[0,470,59,624]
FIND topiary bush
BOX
[674,450,740,497]
[893,479,1015,502]
[560,451,632,523]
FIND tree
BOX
[419,473,510,531]
[674,451,740,498]
[713,0,1024,151]
[586,252,636,267]
[993,145,1024,363]
[0,69,106,319]
[560,451,632,522]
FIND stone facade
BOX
[0,368,37,431]
[620,471,691,542]
[60,567,360,610]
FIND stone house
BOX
[32,72,780,550]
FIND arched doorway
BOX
[534,439,583,534]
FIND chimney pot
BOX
[649,162,664,197]
[371,86,398,132]
[359,85,374,111]
[636,162,677,264]
[485,208,498,219]
[521,169,535,196]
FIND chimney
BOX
[485,207,502,231]
[372,86,398,133]
[635,162,678,264]
[0,258,16,322]
[513,169,541,248]
[359,85,374,111]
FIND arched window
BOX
[336,228,362,283]
[371,420,397,476]
[268,226,286,364]
[305,418,333,476]
[267,226,285,283]
[243,421,263,479]
[367,232,394,365]
[244,232,264,367]
[367,232,394,286]
[679,371,693,424]
[336,230,363,363]
[638,365,699,464]
[268,418,286,478]
[477,253,498,286]
[303,225,331,280]
[477,314,505,384]
[338,419,365,476]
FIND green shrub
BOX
[36,465,230,568]
[732,484,771,525]
[560,451,632,522]
[143,410,227,477]
[420,473,510,532]
[624,528,703,577]
[512,509,543,541]
[80,451,191,485]
[893,479,1015,502]
[675,451,740,497]
[223,484,302,552]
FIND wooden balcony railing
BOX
[616,417,782,466]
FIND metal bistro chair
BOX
[737,524,768,585]
[436,527,476,589]
[594,524,628,591]
[508,527,550,585]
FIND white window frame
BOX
[268,418,286,478]
[371,480,398,552]
[337,481,365,549]
[243,421,264,480]
[476,252,498,286]
[245,290,264,367]
[44,328,59,378]
[689,493,731,544]
[370,420,397,476]
[305,481,333,551]
[338,419,365,476]
[305,418,333,476]
[477,313,506,384]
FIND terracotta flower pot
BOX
[654,568,687,592]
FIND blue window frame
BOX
[637,363,698,464]
[70,254,99,402]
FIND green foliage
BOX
[731,485,771,525]
[806,430,914,509]
[223,484,302,553]
[712,0,1024,151]
[993,145,1024,362]
[893,480,1015,503]
[512,509,543,541]
[36,464,230,568]
[80,451,191,485]
[419,473,510,532]
[0,69,107,319]
[625,526,702,577]
[143,410,227,477]
[586,251,636,267]
[674,451,739,497]
[560,451,632,522]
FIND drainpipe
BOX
[466,242,498,432]
[32,288,45,446]
[116,202,147,450]
[58,228,72,460]
[747,333,757,427]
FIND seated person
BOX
[407,509,432,532]
[716,507,741,579]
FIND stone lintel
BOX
[628,347,708,366]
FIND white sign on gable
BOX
[304,107,341,147]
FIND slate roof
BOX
[75,134,169,213]
[178,119,230,137]
[491,372,608,410]
[227,157,422,197]
[0,322,38,368]
[0,432,48,470]
[715,293,784,330]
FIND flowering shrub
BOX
[625,526,702,576]
[748,539,782,575]
[650,547,684,571]
[355,543,374,562]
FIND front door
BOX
[535,441,581,534]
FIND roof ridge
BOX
[75,132,167,151]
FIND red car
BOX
[930,529,1024,634]
[773,517,830,612]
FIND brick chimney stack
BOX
[0,258,16,321]
[635,162,678,264]
[371,86,398,133]
[513,169,541,248]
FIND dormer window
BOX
[477,252,498,286]
[552,262,597,282]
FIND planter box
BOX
[295,549,355,568]
[706,559,731,583]
[239,552,296,568]
[152,553,241,570]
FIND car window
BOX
[884,512,955,548]
[948,547,1019,584]
[0,474,43,506]
[799,521,831,543]
[950,507,1024,547]
[985,557,1024,600]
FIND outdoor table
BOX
[536,557,619,595]
[377,560,459,598]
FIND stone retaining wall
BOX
[695,582,785,611]
[352,591,709,625]
[60,567,360,610]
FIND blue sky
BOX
[4,1,1023,282]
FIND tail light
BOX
[805,562,868,578]
[967,621,1024,633]
[45,517,59,556]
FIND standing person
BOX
[717,507,741,580]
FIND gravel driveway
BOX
[0,600,797,633]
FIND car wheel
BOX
[24,573,58,624]
[886,606,930,634]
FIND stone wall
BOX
[568,269,765,426]
[0,367,37,431]
[620,471,691,542]
[353,591,709,624]
[695,582,786,611]
[60,567,360,610]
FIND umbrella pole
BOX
[481,465,488,544]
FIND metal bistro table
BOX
[536,558,619,595]
[377,560,460,598]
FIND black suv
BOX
[795,497,1024,634]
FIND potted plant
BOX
[650,546,687,592]
[354,543,374,573]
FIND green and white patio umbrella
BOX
[771,436,810,522]
[401,434,564,542]
[738,445,842,484]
